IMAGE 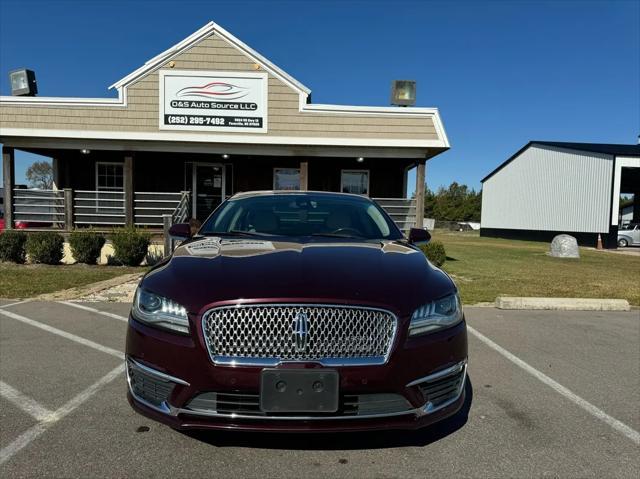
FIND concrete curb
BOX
[36,272,143,301]
[495,296,631,311]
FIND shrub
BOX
[420,241,447,267]
[0,231,28,263]
[69,229,106,264]
[111,227,151,266]
[26,231,64,265]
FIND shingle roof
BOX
[481,141,640,183]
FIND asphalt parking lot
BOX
[1,300,638,478]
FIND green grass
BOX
[0,263,147,299]
[433,231,640,306]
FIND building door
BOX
[192,163,225,221]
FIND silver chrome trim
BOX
[406,359,467,387]
[201,303,399,367]
[126,357,190,386]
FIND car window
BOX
[200,194,403,240]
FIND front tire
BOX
[618,238,628,248]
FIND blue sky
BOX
[0,0,638,194]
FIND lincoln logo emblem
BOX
[292,313,310,351]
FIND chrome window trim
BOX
[201,303,399,367]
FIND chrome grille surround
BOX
[201,303,398,366]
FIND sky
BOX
[0,0,638,194]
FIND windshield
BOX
[199,194,403,240]
[620,223,638,231]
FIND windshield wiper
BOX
[218,230,276,237]
[311,233,366,239]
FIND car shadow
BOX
[183,376,473,450]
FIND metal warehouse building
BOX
[480,141,640,248]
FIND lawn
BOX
[433,232,640,306]
[0,263,147,299]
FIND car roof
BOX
[229,190,371,201]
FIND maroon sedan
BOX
[126,191,468,432]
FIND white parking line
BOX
[0,363,125,465]
[57,301,128,322]
[0,382,54,422]
[0,300,32,309]
[467,325,640,445]
[0,309,123,359]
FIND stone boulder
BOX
[549,234,580,258]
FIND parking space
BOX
[0,301,638,478]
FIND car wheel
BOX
[618,238,628,248]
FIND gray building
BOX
[480,141,640,248]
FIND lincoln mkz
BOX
[125,191,468,432]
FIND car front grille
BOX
[201,304,397,366]
[184,392,412,417]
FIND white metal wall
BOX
[481,145,613,233]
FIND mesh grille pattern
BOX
[202,304,397,363]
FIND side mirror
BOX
[168,223,192,240]
[408,227,431,245]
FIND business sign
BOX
[159,70,268,133]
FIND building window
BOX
[341,170,369,195]
[273,168,300,190]
[96,162,124,191]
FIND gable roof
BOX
[109,21,312,96]
[481,141,640,183]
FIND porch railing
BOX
[171,191,191,224]
[373,197,418,231]
[134,191,185,227]
[13,189,66,226]
[74,190,126,226]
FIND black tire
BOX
[618,238,628,248]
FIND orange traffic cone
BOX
[596,234,603,250]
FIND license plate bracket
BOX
[260,369,339,413]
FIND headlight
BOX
[132,287,189,334]
[409,293,463,337]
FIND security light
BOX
[80,149,91,155]
[9,69,37,96]
[391,80,416,107]
[356,157,365,163]
[221,154,230,159]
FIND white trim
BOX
[109,21,311,97]
[611,156,640,226]
[340,169,370,196]
[0,92,126,107]
[158,69,268,133]
[273,167,301,190]
[0,127,446,150]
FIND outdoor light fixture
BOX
[221,154,230,159]
[390,80,416,107]
[9,69,37,96]
[80,149,91,155]
[356,157,365,163]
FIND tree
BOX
[422,182,482,221]
[26,161,53,189]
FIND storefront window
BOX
[273,168,301,190]
[341,170,369,195]
[96,162,124,191]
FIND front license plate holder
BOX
[260,369,339,413]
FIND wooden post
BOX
[2,147,15,230]
[414,160,426,228]
[64,188,74,231]
[124,155,134,226]
[52,158,61,190]
[163,214,173,258]
[299,161,309,191]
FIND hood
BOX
[142,236,456,317]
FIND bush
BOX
[111,227,151,266]
[420,241,447,267]
[0,231,28,263]
[26,231,64,265]
[69,229,106,264]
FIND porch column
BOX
[2,146,15,230]
[300,161,309,191]
[52,158,61,190]
[124,154,134,226]
[414,159,426,229]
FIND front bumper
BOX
[125,315,468,432]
